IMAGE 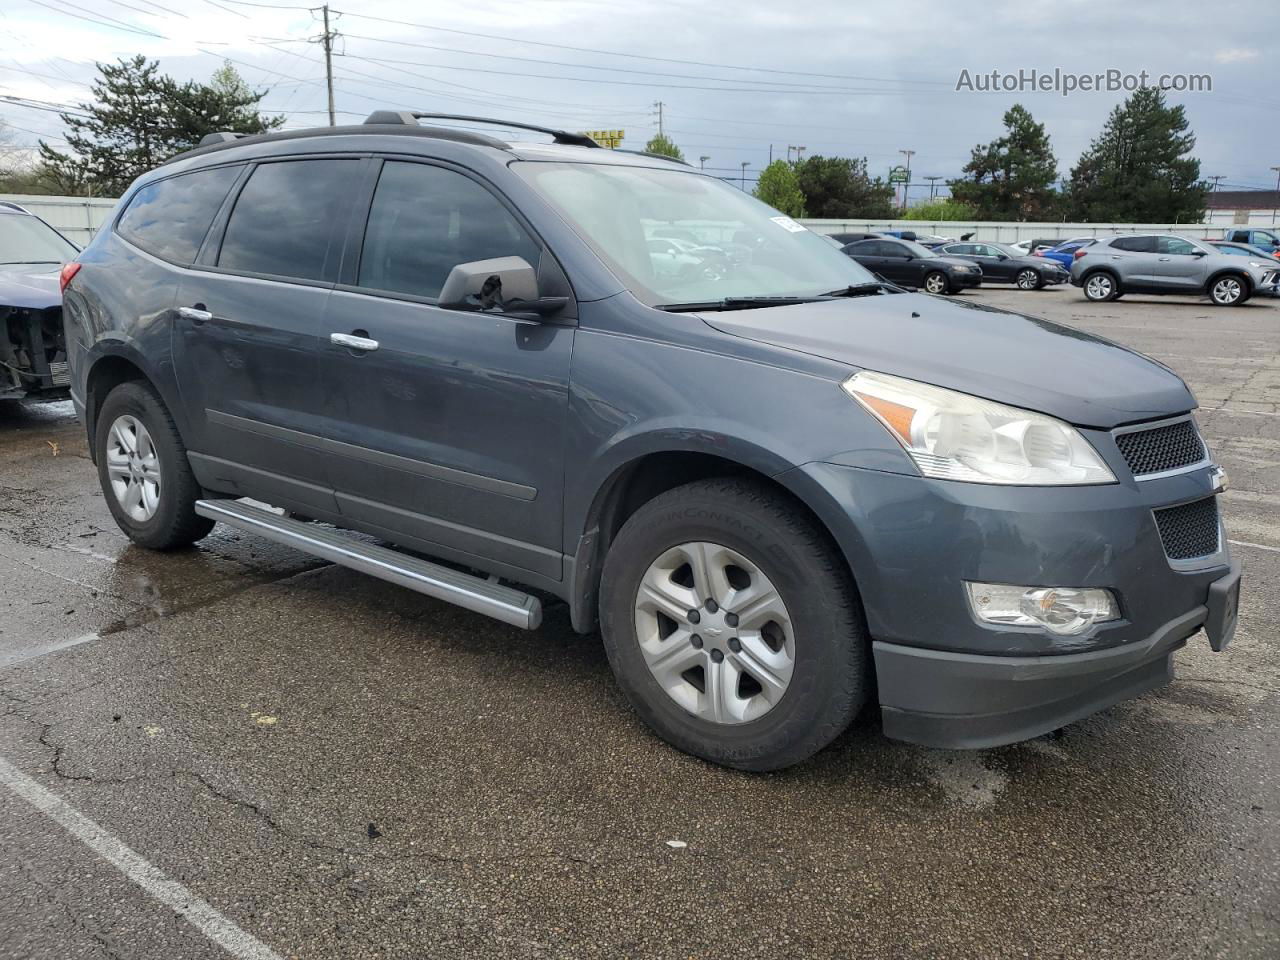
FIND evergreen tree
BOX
[753,159,806,216]
[38,57,282,197]
[1065,86,1206,223]
[949,104,1058,220]
[643,132,684,162]
[794,156,894,218]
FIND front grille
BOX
[1116,419,1205,476]
[1153,497,1220,560]
[48,361,70,386]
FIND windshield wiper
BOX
[822,282,900,297]
[0,260,62,265]
[656,295,827,313]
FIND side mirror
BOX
[996,253,1009,260]
[437,257,567,319]
[1192,251,1207,258]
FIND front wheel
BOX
[1083,272,1118,302]
[94,381,214,550]
[923,271,950,295]
[599,478,869,771]
[1210,275,1248,306]
[1016,268,1041,290]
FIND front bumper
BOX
[875,559,1239,748]
[950,271,982,289]
[781,458,1240,748]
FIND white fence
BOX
[4,192,1270,250]
[2,194,117,247]
[799,219,1230,243]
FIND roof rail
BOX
[614,149,691,167]
[0,200,32,214]
[198,131,247,147]
[363,111,600,149]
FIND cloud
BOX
[1214,48,1259,64]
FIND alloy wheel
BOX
[105,414,162,522]
[634,541,795,724]
[1212,277,1243,305]
[1085,274,1113,300]
[924,273,947,294]
[1017,269,1039,290]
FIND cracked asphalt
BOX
[0,286,1277,960]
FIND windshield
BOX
[0,213,79,264]
[513,161,876,306]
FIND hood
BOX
[0,263,61,310]
[701,293,1194,428]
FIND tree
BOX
[643,133,684,162]
[1064,86,1206,223]
[902,198,977,221]
[38,57,282,197]
[753,159,805,216]
[794,155,894,218]
[948,104,1058,220]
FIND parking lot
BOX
[1,286,1277,959]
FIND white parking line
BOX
[0,757,284,960]
[1230,539,1280,554]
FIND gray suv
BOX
[1070,233,1278,305]
[62,113,1242,770]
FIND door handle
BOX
[1157,257,1172,261]
[330,332,379,352]
[178,306,213,323]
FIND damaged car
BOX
[1,201,78,403]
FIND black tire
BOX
[923,271,951,295]
[94,381,214,550]
[599,478,869,771]
[1082,271,1119,302]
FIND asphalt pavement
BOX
[0,285,1277,959]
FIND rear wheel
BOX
[923,271,950,295]
[1083,272,1118,302]
[1210,275,1248,306]
[1016,268,1041,290]
[94,381,214,550]
[599,478,868,771]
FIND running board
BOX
[194,499,542,630]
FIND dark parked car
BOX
[936,241,1068,289]
[842,237,982,294]
[62,112,1241,771]
[1,202,79,402]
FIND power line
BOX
[20,0,167,38]
[330,9,947,87]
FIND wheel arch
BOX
[1205,269,1253,299]
[83,343,187,463]
[565,442,859,635]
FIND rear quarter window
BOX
[116,165,242,265]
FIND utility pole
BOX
[699,156,710,170]
[924,175,942,201]
[653,101,664,137]
[1272,166,1280,226]
[740,161,749,191]
[899,148,915,211]
[1207,175,1225,192]
[321,4,337,127]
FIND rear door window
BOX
[117,165,241,265]
[357,161,539,300]
[217,159,357,282]
[1109,236,1157,253]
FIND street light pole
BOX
[899,149,915,211]
[924,175,942,201]
[1272,166,1280,226]
[699,156,710,170]
[740,162,749,191]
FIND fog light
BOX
[965,582,1119,636]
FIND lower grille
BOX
[1153,497,1220,561]
[48,361,70,387]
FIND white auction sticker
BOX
[769,216,807,233]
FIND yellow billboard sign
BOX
[583,129,625,148]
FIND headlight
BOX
[842,371,1116,485]
[966,582,1119,635]
[1249,261,1272,269]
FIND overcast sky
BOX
[1,0,1276,195]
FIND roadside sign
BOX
[888,165,909,184]
[584,129,625,148]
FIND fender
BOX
[80,335,192,455]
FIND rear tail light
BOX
[1073,248,1087,260]
[59,262,81,293]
